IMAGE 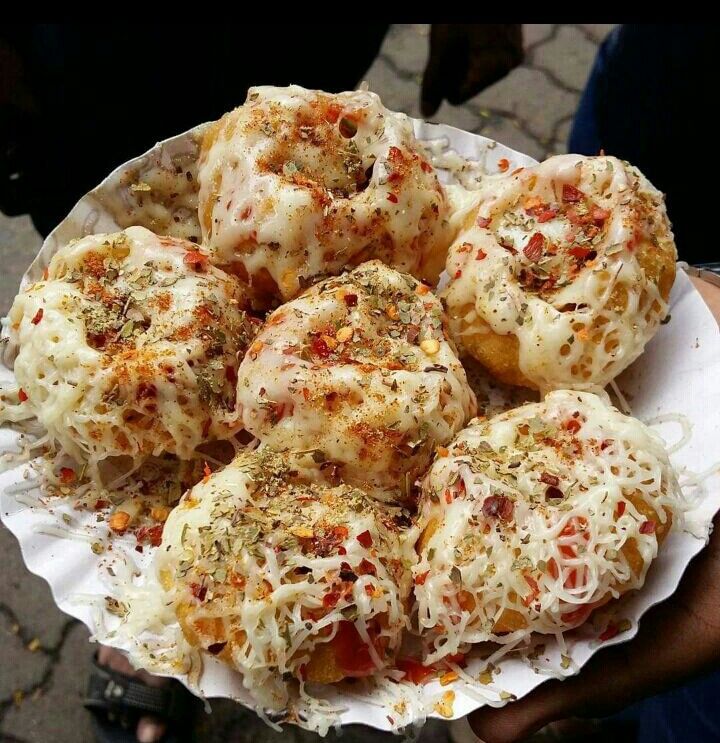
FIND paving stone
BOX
[1,622,94,743]
[0,612,50,701]
[0,525,71,649]
[547,115,575,156]
[578,23,617,43]
[430,101,481,133]
[523,23,555,49]
[381,24,429,78]
[532,24,600,91]
[0,212,42,316]
[476,115,546,162]
[362,56,422,118]
[470,65,579,143]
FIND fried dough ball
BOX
[235,261,476,505]
[415,390,679,663]
[442,155,676,390]
[158,449,413,711]
[7,227,256,469]
[198,85,452,306]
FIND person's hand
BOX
[421,24,523,117]
[470,276,720,743]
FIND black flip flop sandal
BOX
[84,655,197,743]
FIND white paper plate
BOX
[2,118,719,733]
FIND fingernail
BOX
[137,717,166,743]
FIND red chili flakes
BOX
[31,308,44,325]
[591,207,611,222]
[94,499,110,511]
[420,160,433,173]
[545,486,564,501]
[454,270,462,279]
[203,461,212,482]
[498,158,510,172]
[414,571,430,586]
[59,467,75,484]
[356,530,373,548]
[639,520,656,534]
[523,232,546,262]
[136,524,164,548]
[616,501,626,517]
[387,193,398,204]
[184,250,208,271]
[240,206,252,220]
[323,590,342,608]
[569,246,594,261]
[522,574,540,606]
[444,652,467,667]
[477,216,491,228]
[536,207,559,223]
[482,495,514,521]
[476,249,487,261]
[600,439,613,451]
[540,472,560,487]
[565,419,582,434]
[314,525,349,557]
[444,489,453,504]
[387,146,403,163]
[310,336,331,358]
[397,658,435,685]
[358,558,377,576]
[599,622,619,642]
[562,184,584,203]
[18,388,28,402]
[323,103,342,124]
[190,583,207,602]
[343,293,358,308]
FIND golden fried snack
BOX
[6,227,257,471]
[235,261,476,505]
[415,390,679,663]
[442,155,677,390]
[198,85,452,305]
[158,449,413,711]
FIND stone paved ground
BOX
[0,24,613,742]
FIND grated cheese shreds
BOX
[2,227,257,478]
[157,448,415,713]
[414,390,682,664]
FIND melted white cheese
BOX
[198,85,452,299]
[235,261,476,503]
[6,227,254,474]
[442,155,676,391]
